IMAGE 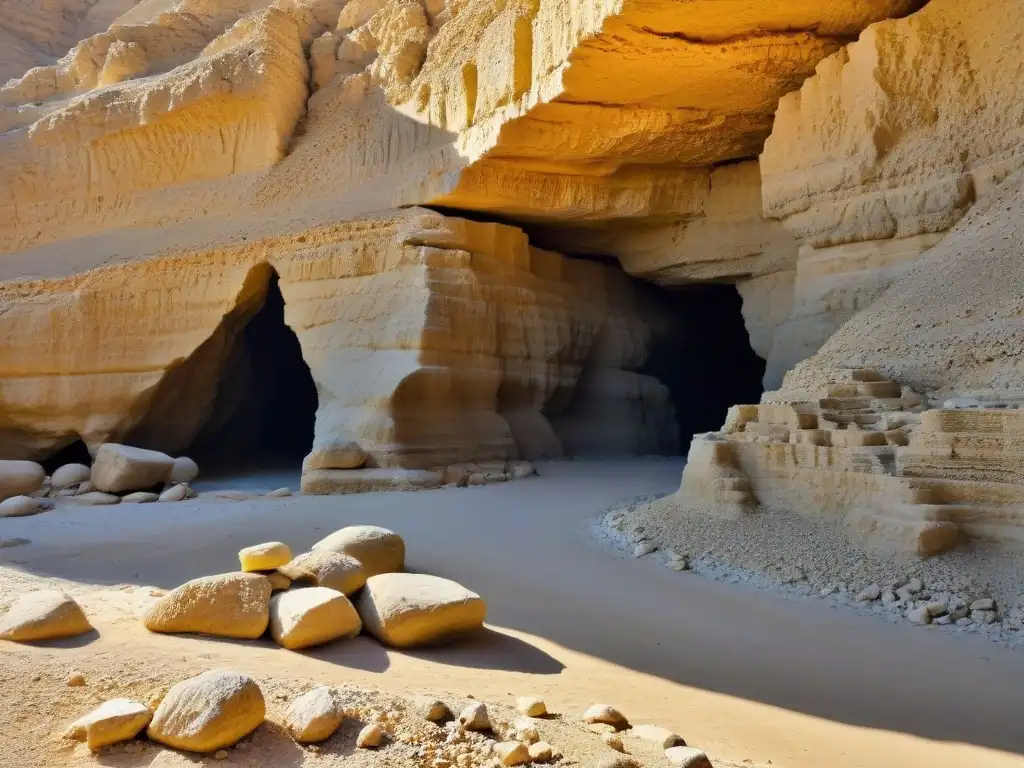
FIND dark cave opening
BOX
[187,270,318,473]
[639,281,765,451]
[41,439,92,474]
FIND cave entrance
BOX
[638,281,765,450]
[187,270,318,474]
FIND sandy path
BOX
[2,458,1023,768]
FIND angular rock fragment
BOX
[65,698,152,750]
[355,573,486,648]
[517,696,547,717]
[495,741,530,765]
[278,550,366,595]
[283,686,345,743]
[91,444,174,493]
[269,587,361,650]
[458,702,490,731]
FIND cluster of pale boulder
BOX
[0,443,208,517]
[62,670,714,767]
[141,524,488,650]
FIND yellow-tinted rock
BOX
[143,572,271,639]
[312,525,405,577]
[278,550,366,595]
[283,686,345,743]
[268,587,361,650]
[583,705,629,731]
[495,741,530,766]
[665,746,714,768]
[629,724,685,749]
[65,698,152,750]
[239,542,292,572]
[356,573,486,648]
[147,670,265,753]
[267,572,292,591]
[0,590,92,642]
[356,723,383,748]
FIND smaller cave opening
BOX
[40,439,92,474]
[186,270,318,474]
[637,281,765,449]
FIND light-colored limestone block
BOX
[143,572,271,638]
[269,587,362,650]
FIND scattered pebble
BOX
[516,697,547,717]
[356,723,384,748]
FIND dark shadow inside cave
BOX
[639,281,765,450]
[41,439,92,474]
[186,270,318,473]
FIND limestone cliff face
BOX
[759,0,1024,376]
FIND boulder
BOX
[283,686,345,743]
[355,573,486,648]
[528,741,554,761]
[0,495,43,518]
[356,723,383,748]
[72,492,121,505]
[144,572,271,639]
[158,483,189,502]
[239,542,292,572]
[169,456,199,484]
[0,460,45,501]
[278,550,366,595]
[630,724,685,749]
[91,444,174,493]
[65,698,152,750]
[122,491,159,503]
[312,525,405,577]
[583,704,629,730]
[268,587,361,650]
[665,746,714,768]
[495,741,530,765]
[517,696,547,717]
[0,590,92,641]
[52,463,91,490]
[458,702,490,731]
[147,670,265,752]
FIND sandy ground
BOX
[1,459,1024,768]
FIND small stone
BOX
[158,483,188,502]
[630,724,685,749]
[122,491,159,503]
[494,741,530,766]
[669,559,689,571]
[357,723,383,748]
[265,487,292,498]
[970,598,995,611]
[76,481,96,494]
[458,702,490,731]
[73,491,121,506]
[65,698,153,750]
[856,584,881,602]
[214,749,229,760]
[269,586,361,650]
[665,746,714,768]
[588,723,618,735]
[905,577,923,593]
[266,572,291,591]
[895,585,915,601]
[633,542,657,557]
[214,490,249,500]
[516,697,547,717]
[925,601,948,617]
[284,687,344,743]
[971,609,997,625]
[934,615,953,626]
[512,717,539,744]
[819,585,838,597]
[66,671,86,686]
[947,599,969,620]
[239,542,292,572]
[583,704,628,730]
[528,741,554,761]
[279,550,366,596]
[602,733,625,752]
[51,464,91,490]
[413,697,450,722]
[0,495,43,518]
[881,590,899,605]
[907,606,931,625]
